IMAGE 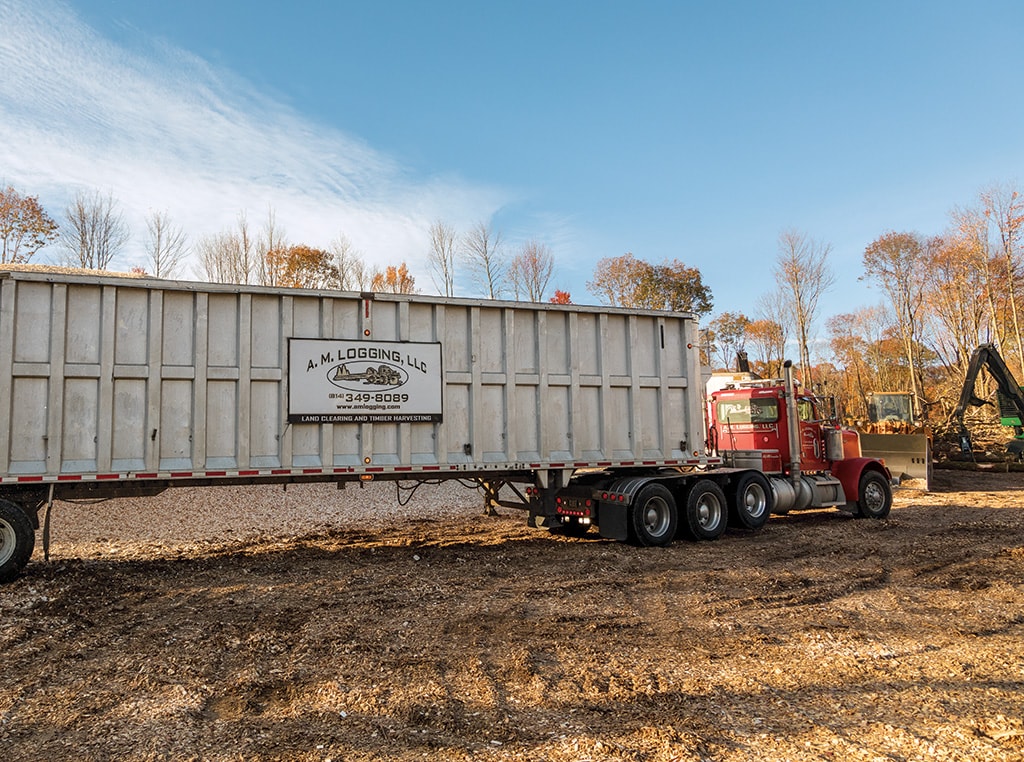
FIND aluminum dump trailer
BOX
[0,268,711,580]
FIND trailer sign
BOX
[288,339,442,423]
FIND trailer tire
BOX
[628,484,677,547]
[728,472,772,530]
[0,500,34,583]
[681,480,727,541]
[854,470,892,519]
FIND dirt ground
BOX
[2,469,1023,761]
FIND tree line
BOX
[706,184,1024,426]
[3,180,1022,426]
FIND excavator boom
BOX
[954,344,1024,456]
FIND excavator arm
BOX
[953,344,1024,456]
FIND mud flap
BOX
[596,502,629,541]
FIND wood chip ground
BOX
[2,470,1023,761]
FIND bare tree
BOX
[61,189,129,270]
[428,219,457,297]
[462,221,505,299]
[862,231,930,412]
[330,233,369,290]
[144,210,188,278]
[0,185,59,263]
[195,213,257,284]
[981,184,1024,376]
[255,207,287,286]
[707,312,751,370]
[773,229,835,386]
[926,210,992,378]
[508,240,555,302]
[749,289,789,378]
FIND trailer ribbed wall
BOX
[0,270,707,483]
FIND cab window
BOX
[797,399,817,422]
[717,398,779,424]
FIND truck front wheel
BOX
[628,484,678,547]
[681,480,727,541]
[854,471,892,519]
[0,500,35,583]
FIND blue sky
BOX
[2,0,1023,337]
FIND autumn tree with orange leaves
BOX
[0,185,59,264]
[588,253,712,316]
[371,262,416,294]
[264,244,339,289]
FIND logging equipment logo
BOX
[327,361,409,391]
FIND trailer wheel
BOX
[0,500,34,583]
[628,484,677,547]
[681,480,727,541]
[854,470,892,519]
[728,472,772,530]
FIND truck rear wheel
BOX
[728,472,772,530]
[854,470,892,519]
[681,480,727,541]
[628,484,677,547]
[0,500,34,583]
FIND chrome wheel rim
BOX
[643,497,671,538]
[0,520,16,566]
[696,491,723,530]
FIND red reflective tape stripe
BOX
[205,471,227,477]
[57,474,82,481]
[17,476,44,482]
[96,474,121,480]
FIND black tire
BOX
[681,480,728,541]
[854,470,892,519]
[0,500,35,583]
[628,484,678,547]
[728,472,773,531]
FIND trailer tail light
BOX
[600,491,627,503]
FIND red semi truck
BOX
[541,360,892,546]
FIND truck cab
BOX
[708,363,891,517]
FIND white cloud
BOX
[0,0,507,280]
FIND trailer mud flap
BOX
[597,502,629,541]
[859,433,932,489]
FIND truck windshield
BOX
[717,398,778,424]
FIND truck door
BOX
[797,397,830,472]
